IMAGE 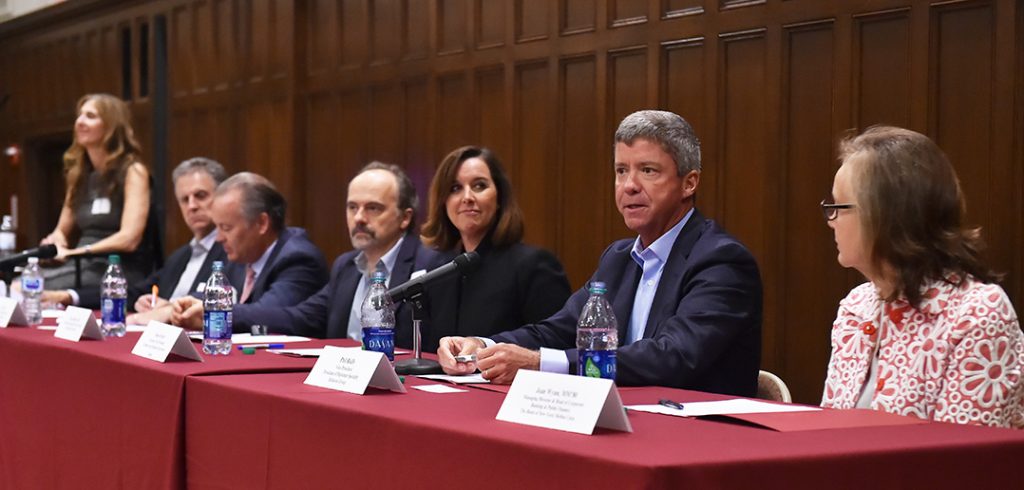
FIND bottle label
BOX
[101,298,126,324]
[22,278,43,292]
[578,350,616,380]
[362,327,395,361]
[204,310,233,340]
[0,233,14,250]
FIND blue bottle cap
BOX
[107,254,121,264]
[212,260,224,271]
[589,281,607,294]
[371,270,387,284]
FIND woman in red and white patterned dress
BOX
[820,126,1022,428]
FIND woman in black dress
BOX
[419,146,572,352]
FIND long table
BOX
[185,372,1024,489]
[4,325,1024,489]
[0,325,333,489]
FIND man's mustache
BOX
[351,224,375,238]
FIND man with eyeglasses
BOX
[436,110,763,396]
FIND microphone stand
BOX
[393,290,442,375]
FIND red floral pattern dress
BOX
[821,274,1023,428]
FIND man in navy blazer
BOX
[171,172,328,331]
[232,162,438,347]
[438,110,763,396]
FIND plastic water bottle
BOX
[202,261,234,355]
[20,257,43,324]
[100,254,127,337]
[576,281,618,380]
[0,215,15,258]
[360,271,395,361]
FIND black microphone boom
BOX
[0,244,58,270]
[387,251,480,303]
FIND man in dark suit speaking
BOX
[229,162,437,348]
[171,172,328,331]
[438,110,763,396]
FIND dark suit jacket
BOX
[233,234,438,348]
[224,226,328,331]
[423,239,572,353]
[77,241,226,309]
[492,211,763,396]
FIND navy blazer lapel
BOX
[158,246,192,294]
[249,228,293,302]
[390,234,419,287]
[612,254,642,344]
[190,242,226,295]
[331,260,363,337]
[642,210,705,339]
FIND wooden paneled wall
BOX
[1,0,1021,403]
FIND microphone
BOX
[0,244,58,270]
[390,251,479,376]
[387,251,480,303]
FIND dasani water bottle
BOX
[100,254,127,337]
[202,261,234,355]
[360,271,395,361]
[576,281,618,380]
[20,257,43,324]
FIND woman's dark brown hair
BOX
[421,146,524,251]
[63,93,143,208]
[840,125,1000,307]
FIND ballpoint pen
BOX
[237,343,285,350]
[151,284,158,308]
[658,399,685,410]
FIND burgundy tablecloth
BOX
[184,373,1024,489]
[0,326,346,490]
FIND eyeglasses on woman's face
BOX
[820,197,855,221]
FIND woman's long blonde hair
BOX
[63,93,143,208]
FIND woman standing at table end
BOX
[419,146,572,353]
[821,125,1022,428]
[40,93,153,291]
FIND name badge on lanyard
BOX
[91,198,112,215]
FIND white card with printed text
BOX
[496,370,632,435]
[304,346,405,395]
[0,297,29,327]
[54,306,104,341]
[131,321,203,362]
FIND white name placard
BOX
[496,370,632,435]
[131,321,203,362]
[54,305,104,342]
[0,297,29,327]
[304,346,406,395]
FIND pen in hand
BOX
[658,399,685,411]
[151,284,159,308]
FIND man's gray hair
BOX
[172,157,228,185]
[215,172,286,232]
[357,161,419,228]
[614,110,701,175]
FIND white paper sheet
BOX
[41,309,64,319]
[412,384,468,394]
[417,373,490,384]
[626,399,821,417]
[230,333,312,344]
[270,347,410,357]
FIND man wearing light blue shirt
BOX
[437,110,762,395]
